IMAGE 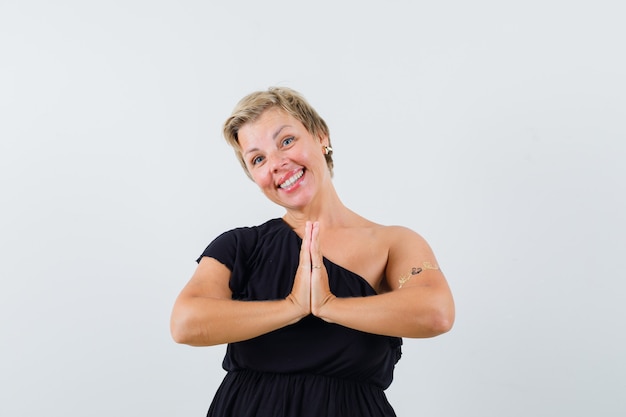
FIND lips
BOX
[278,169,304,189]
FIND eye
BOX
[281,136,295,146]
[251,155,264,166]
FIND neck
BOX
[282,184,352,230]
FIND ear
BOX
[318,133,330,148]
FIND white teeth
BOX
[279,170,304,189]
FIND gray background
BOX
[1,1,624,416]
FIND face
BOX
[237,108,330,210]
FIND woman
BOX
[170,87,455,417]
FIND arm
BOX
[311,226,455,338]
[170,253,311,347]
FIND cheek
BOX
[252,171,273,188]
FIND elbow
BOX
[426,294,455,336]
[430,310,454,335]
[170,309,206,346]
[170,327,187,345]
[419,306,455,337]
[170,297,224,346]
[170,316,191,345]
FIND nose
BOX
[268,151,287,173]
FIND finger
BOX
[310,222,324,271]
[291,222,312,313]
[298,221,312,270]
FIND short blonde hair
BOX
[223,87,333,178]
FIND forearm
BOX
[314,286,455,338]
[171,296,306,346]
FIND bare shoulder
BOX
[347,216,433,255]
[377,224,443,290]
[375,224,433,251]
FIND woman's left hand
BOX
[308,221,336,317]
[302,221,454,337]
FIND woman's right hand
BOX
[171,223,314,346]
[172,222,331,346]
[287,221,313,316]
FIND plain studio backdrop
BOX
[1,1,624,416]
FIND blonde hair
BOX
[223,87,333,178]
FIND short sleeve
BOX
[196,229,240,271]
[196,226,262,300]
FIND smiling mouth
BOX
[279,169,304,189]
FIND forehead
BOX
[246,107,295,131]
[238,108,303,146]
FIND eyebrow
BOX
[242,124,292,156]
[273,125,291,140]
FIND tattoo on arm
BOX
[398,261,440,288]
